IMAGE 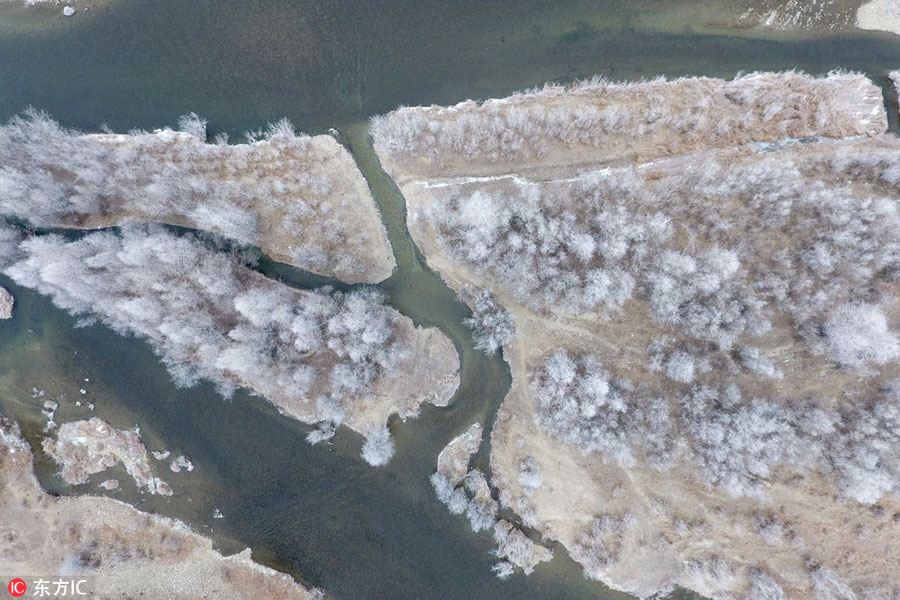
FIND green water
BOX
[4,1,900,599]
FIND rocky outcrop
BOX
[43,417,172,495]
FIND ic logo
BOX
[7,578,26,597]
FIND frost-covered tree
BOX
[680,385,803,496]
[810,565,857,600]
[517,456,543,493]
[177,112,208,141]
[534,345,900,503]
[822,304,900,372]
[373,71,883,165]
[569,513,636,579]
[648,338,712,384]
[462,287,516,353]
[360,425,395,466]
[827,385,900,504]
[425,175,656,315]
[430,472,470,515]
[747,569,788,600]
[532,351,678,469]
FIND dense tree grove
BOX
[425,137,900,375]
[647,337,712,384]
[2,225,412,462]
[373,71,883,164]
[569,512,638,578]
[0,109,387,280]
[426,175,653,315]
[532,350,900,502]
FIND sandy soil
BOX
[75,132,395,284]
[0,413,324,600]
[375,73,900,598]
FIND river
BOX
[2,1,900,598]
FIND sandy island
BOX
[43,417,173,495]
[2,225,459,463]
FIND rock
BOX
[169,455,193,473]
[99,479,119,490]
[154,479,173,496]
[62,6,75,16]
[0,286,12,319]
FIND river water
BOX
[3,1,900,598]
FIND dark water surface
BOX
[3,1,900,599]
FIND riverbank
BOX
[0,413,324,599]
[856,0,900,35]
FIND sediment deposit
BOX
[0,285,12,318]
